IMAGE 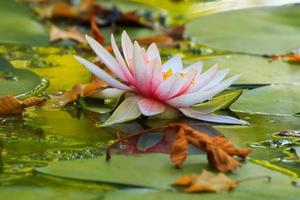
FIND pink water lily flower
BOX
[74,31,247,126]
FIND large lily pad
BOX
[185,5,300,54]
[35,154,300,199]
[30,54,91,92]
[194,55,300,84]
[0,186,101,200]
[0,56,43,96]
[0,0,48,45]
[230,85,300,116]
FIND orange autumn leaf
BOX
[50,25,86,43]
[170,127,188,168]
[51,74,107,106]
[168,123,251,172]
[0,96,46,114]
[270,53,300,63]
[172,170,237,193]
[171,174,198,187]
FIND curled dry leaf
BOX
[50,74,107,106]
[172,170,237,193]
[170,127,188,168]
[168,123,251,172]
[0,96,46,114]
[50,25,86,43]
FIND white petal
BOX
[101,96,141,127]
[183,61,203,74]
[74,56,132,91]
[210,74,241,96]
[133,42,151,93]
[146,43,161,65]
[162,56,183,73]
[89,88,125,99]
[180,108,248,125]
[187,64,218,93]
[155,73,185,100]
[111,34,134,83]
[121,31,134,68]
[167,90,214,108]
[85,35,127,81]
[201,68,230,91]
[138,98,165,116]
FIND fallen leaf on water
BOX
[50,25,86,43]
[50,74,107,106]
[168,123,251,172]
[269,53,300,63]
[0,96,46,114]
[106,123,251,172]
[172,170,237,193]
[170,126,188,168]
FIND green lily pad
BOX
[35,154,300,198]
[0,56,43,96]
[192,54,300,84]
[192,89,243,113]
[0,186,101,200]
[0,0,48,45]
[230,85,300,116]
[30,54,91,92]
[185,5,300,54]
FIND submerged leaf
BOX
[170,127,188,168]
[49,25,86,43]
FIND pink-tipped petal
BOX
[146,43,161,65]
[85,35,127,81]
[111,34,134,83]
[150,58,164,92]
[121,31,134,69]
[187,64,218,93]
[138,98,165,116]
[201,68,230,91]
[155,73,185,100]
[133,42,151,94]
[167,90,214,108]
[180,108,248,125]
[74,56,132,91]
[162,56,183,73]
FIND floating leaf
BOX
[0,57,44,96]
[49,25,86,44]
[0,96,45,114]
[173,170,237,193]
[185,5,300,54]
[0,0,48,45]
[191,90,243,113]
[230,85,300,116]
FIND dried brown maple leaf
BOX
[51,74,107,106]
[170,126,188,168]
[168,123,251,172]
[0,96,46,114]
[50,25,86,43]
[172,170,237,193]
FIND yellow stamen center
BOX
[163,68,173,80]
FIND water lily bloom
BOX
[74,31,247,126]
